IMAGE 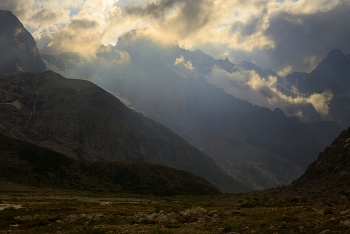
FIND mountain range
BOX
[83,32,343,189]
[1,9,348,191]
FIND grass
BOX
[1,185,350,234]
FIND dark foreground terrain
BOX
[1,182,350,234]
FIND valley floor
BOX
[1,182,350,234]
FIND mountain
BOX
[90,32,343,190]
[0,10,46,76]
[300,50,350,95]
[285,50,350,127]
[0,133,220,196]
[36,31,345,190]
[0,70,249,193]
[289,127,350,195]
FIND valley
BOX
[1,5,350,234]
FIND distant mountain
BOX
[285,50,350,127]
[0,134,220,196]
[0,71,249,193]
[300,50,350,94]
[0,10,46,76]
[290,128,350,195]
[37,31,346,190]
[92,32,343,190]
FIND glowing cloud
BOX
[207,67,333,117]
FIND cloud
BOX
[206,67,333,117]
[1,0,350,75]
[174,55,194,70]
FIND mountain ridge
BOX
[0,70,250,193]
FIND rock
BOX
[55,220,64,224]
[93,213,105,220]
[136,218,148,224]
[100,202,111,206]
[194,207,207,215]
[20,215,32,221]
[169,218,178,224]
[167,212,178,220]
[339,220,350,226]
[66,214,79,222]
[212,214,220,219]
[134,212,146,220]
[319,230,331,234]
[340,210,349,215]
[146,213,158,223]
[157,214,169,224]
[208,210,219,216]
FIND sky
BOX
[1,0,350,76]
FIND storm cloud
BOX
[1,0,349,74]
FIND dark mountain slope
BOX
[291,127,350,194]
[0,71,249,193]
[0,10,46,76]
[0,134,220,195]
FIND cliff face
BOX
[0,10,46,76]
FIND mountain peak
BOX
[0,10,46,76]
[300,49,350,94]
[324,49,347,62]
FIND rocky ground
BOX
[1,182,350,233]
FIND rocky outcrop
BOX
[134,207,220,225]
[0,10,46,76]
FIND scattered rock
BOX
[136,218,148,224]
[146,213,158,223]
[208,210,219,216]
[340,210,349,215]
[339,220,350,226]
[100,202,111,206]
[194,207,207,215]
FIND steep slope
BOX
[0,71,249,193]
[290,127,350,194]
[0,134,220,195]
[0,10,46,76]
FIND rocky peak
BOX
[300,49,350,94]
[0,10,46,76]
